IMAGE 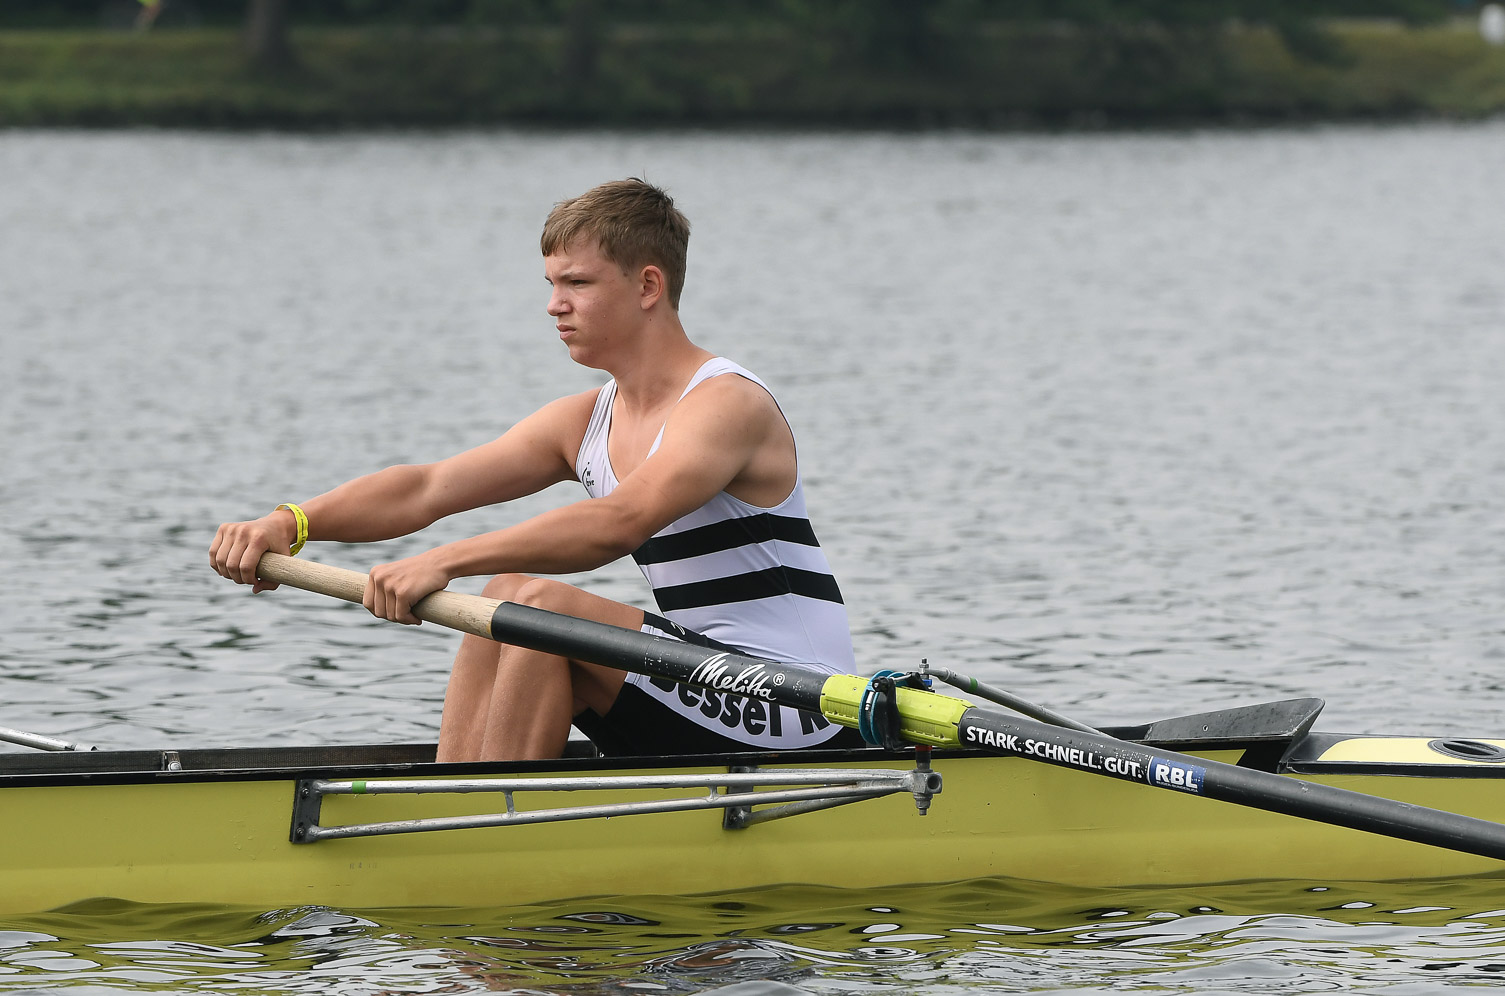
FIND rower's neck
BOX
[609,326,713,415]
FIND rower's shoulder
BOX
[534,385,606,424]
[691,366,778,410]
[506,387,606,460]
[670,369,788,447]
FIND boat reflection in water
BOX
[3,877,1505,994]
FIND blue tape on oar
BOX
[858,669,912,746]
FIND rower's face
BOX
[545,240,641,366]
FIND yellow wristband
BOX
[276,503,309,556]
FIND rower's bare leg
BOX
[436,574,528,761]
[436,575,637,763]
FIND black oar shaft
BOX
[958,708,1505,861]
[487,601,831,714]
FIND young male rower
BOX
[210,178,863,762]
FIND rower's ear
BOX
[637,264,666,310]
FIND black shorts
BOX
[570,612,868,758]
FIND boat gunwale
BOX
[9,713,1505,788]
[0,696,1345,786]
[0,733,1268,789]
[1,730,1465,790]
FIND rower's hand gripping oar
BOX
[254,553,1505,863]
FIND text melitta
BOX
[687,653,777,700]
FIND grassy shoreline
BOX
[3,20,1504,129]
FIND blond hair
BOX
[541,178,690,309]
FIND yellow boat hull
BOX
[4,735,1505,915]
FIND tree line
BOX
[4,0,1480,77]
[3,1,1474,29]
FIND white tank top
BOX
[575,358,857,747]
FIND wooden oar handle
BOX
[255,552,501,642]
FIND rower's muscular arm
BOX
[363,375,793,623]
[209,391,595,590]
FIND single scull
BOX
[3,553,1503,915]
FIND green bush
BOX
[2,18,1503,128]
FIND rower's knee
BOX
[509,578,640,630]
[510,577,588,615]
[481,573,534,601]
[502,578,633,715]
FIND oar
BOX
[0,727,96,752]
[926,666,1098,734]
[254,553,1505,862]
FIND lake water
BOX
[2,122,1504,992]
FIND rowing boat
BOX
[5,696,1505,916]
[4,554,1504,915]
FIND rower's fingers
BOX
[367,563,424,625]
[237,537,269,586]
[221,536,248,583]
[210,521,274,586]
[394,595,420,626]
[366,574,397,622]
[209,524,241,580]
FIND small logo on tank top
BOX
[582,464,596,492]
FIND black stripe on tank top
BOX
[632,513,820,567]
[651,566,844,612]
